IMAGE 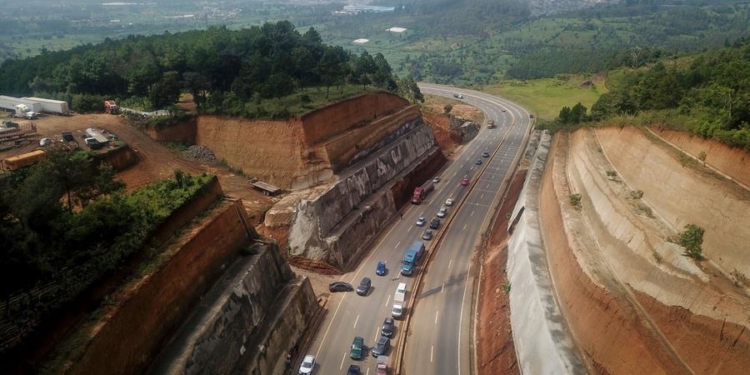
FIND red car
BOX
[460,176,469,186]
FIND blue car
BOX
[376,261,387,276]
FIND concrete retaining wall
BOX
[506,131,585,374]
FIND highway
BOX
[306,84,531,375]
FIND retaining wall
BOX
[506,131,585,374]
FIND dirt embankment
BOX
[542,126,750,374]
[422,103,483,158]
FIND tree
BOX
[444,103,453,115]
[397,75,424,103]
[678,224,705,259]
[149,71,181,109]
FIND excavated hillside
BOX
[542,126,750,374]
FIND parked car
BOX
[437,207,448,218]
[347,364,361,375]
[356,277,371,296]
[461,176,469,186]
[39,138,51,147]
[475,159,483,165]
[299,354,315,375]
[422,230,433,241]
[430,218,440,229]
[381,317,395,337]
[376,261,387,276]
[482,151,490,158]
[416,216,426,226]
[445,198,454,206]
[329,282,353,292]
[350,336,365,359]
[432,176,441,183]
[371,336,391,357]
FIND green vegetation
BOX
[569,193,583,210]
[483,75,605,120]
[0,22,414,117]
[0,155,215,351]
[678,224,705,259]
[630,190,644,199]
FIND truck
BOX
[23,97,69,115]
[400,240,425,276]
[391,282,407,319]
[411,180,434,204]
[14,104,38,119]
[104,100,119,115]
[0,96,41,114]
[2,150,46,171]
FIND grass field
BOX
[481,74,607,120]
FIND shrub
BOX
[678,224,705,259]
[569,193,582,210]
[502,281,511,294]
[630,190,644,199]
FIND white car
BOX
[416,216,426,226]
[299,354,315,375]
[39,138,51,146]
[432,176,440,183]
[437,207,448,218]
[445,198,454,206]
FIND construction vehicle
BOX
[104,100,119,115]
[2,150,46,171]
[411,180,434,204]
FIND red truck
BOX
[411,180,434,204]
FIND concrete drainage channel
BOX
[393,114,526,375]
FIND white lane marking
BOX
[385,294,391,306]
[471,210,475,216]
[431,346,434,363]
[463,224,467,231]
[442,283,445,293]
[394,241,400,249]
[408,225,413,232]
[435,310,439,324]
[448,259,453,269]
[480,193,484,199]
[340,352,346,369]
[366,368,370,375]
[353,314,360,329]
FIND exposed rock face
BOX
[150,242,318,375]
[286,122,441,268]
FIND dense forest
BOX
[0,21,406,117]
[552,38,750,150]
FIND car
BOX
[475,159,483,165]
[350,336,365,359]
[445,198,454,206]
[329,281,353,292]
[299,354,315,375]
[482,151,490,158]
[453,93,464,99]
[39,138,51,146]
[416,216,426,226]
[356,277,371,296]
[381,317,395,337]
[461,177,469,186]
[432,176,441,183]
[437,207,448,218]
[430,218,440,229]
[347,364,361,375]
[530,114,535,118]
[422,230,433,240]
[376,261,387,276]
[501,108,507,112]
[371,336,391,357]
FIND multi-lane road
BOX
[307,84,532,375]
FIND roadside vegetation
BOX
[0,153,214,351]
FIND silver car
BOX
[437,207,447,218]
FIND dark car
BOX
[350,336,365,359]
[422,230,433,241]
[356,277,371,296]
[475,159,483,165]
[430,218,440,229]
[347,364,361,375]
[376,261,387,276]
[329,281,353,292]
[371,336,391,357]
[381,317,395,337]
[482,151,490,158]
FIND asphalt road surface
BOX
[306,84,531,375]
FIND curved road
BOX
[306,84,531,375]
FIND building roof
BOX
[252,181,281,195]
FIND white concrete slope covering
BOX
[506,131,585,374]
